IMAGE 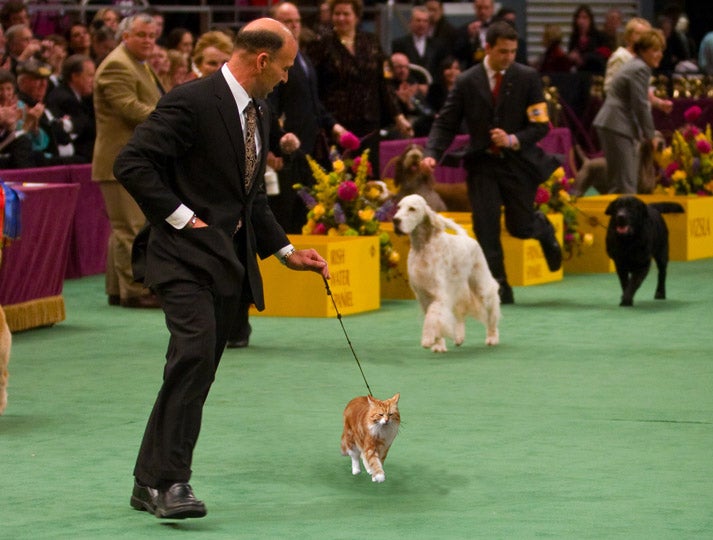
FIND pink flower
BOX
[696,139,712,154]
[684,105,702,123]
[339,131,360,151]
[313,222,327,235]
[535,186,550,204]
[664,162,679,177]
[682,125,701,141]
[351,156,373,176]
[337,180,359,201]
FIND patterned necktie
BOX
[244,101,258,189]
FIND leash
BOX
[323,277,374,397]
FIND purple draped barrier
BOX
[379,128,573,184]
[0,164,109,278]
[0,183,79,331]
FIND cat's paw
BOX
[372,473,385,483]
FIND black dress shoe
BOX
[120,294,161,309]
[498,282,514,305]
[155,482,207,519]
[226,337,249,348]
[535,212,563,272]
[130,480,158,513]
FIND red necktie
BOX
[492,71,503,102]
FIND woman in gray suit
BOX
[593,29,666,193]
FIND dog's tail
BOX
[649,202,685,214]
[435,214,469,236]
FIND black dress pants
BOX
[133,279,239,488]
[466,155,541,284]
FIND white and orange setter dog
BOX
[0,304,10,415]
[393,194,500,352]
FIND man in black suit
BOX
[453,0,495,69]
[391,5,445,79]
[423,22,561,305]
[45,54,96,163]
[114,18,329,520]
[268,1,349,233]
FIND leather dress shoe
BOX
[120,294,161,309]
[130,480,158,514]
[226,336,249,348]
[498,282,514,305]
[155,482,207,519]
[535,213,563,272]
[108,294,120,306]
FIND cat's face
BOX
[367,393,400,427]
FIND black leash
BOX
[323,277,373,397]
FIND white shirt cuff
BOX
[275,244,295,259]
[167,204,194,229]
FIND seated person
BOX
[45,54,96,163]
[388,52,434,137]
[0,68,33,168]
[15,57,77,166]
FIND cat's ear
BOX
[366,395,377,406]
[389,393,400,404]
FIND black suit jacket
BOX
[425,61,557,184]
[391,34,445,78]
[45,83,96,163]
[113,72,289,310]
[268,52,335,155]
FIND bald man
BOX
[115,18,329,520]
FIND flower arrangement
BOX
[535,166,593,258]
[655,105,713,196]
[294,147,400,273]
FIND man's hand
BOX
[421,156,437,173]
[279,132,300,154]
[285,248,330,279]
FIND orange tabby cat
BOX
[340,393,400,483]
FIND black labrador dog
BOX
[605,196,684,306]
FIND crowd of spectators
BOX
[0,0,710,173]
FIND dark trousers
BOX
[133,279,239,488]
[466,155,544,284]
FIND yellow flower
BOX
[327,227,340,236]
[582,233,594,247]
[552,166,565,181]
[301,219,315,235]
[358,208,375,222]
[388,251,400,264]
[312,203,326,219]
[333,160,345,173]
[672,169,687,181]
[559,190,571,202]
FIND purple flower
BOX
[375,199,396,221]
[692,157,701,173]
[333,202,346,224]
[337,180,358,201]
[296,187,316,209]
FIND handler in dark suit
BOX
[423,21,561,305]
[114,18,329,520]
[267,1,348,233]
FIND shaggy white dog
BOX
[393,194,501,353]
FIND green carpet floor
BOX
[2,260,712,539]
